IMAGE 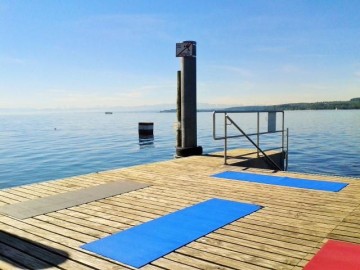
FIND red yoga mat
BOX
[304,240,360,270]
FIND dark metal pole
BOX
[176,70,182,148]
[181,55,197,148]
[175,40,202,157]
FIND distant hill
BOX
[225,98,360,111]
[160,98,360,112]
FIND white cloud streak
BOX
[208,65,253,78]
[279,64,302,74]
[7,81,175,109]
[0,56,26,65]
[73,14,167,40]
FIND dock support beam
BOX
[175,40,203,157]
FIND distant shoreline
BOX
[160,97,360,112]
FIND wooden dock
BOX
[0,149,359,269]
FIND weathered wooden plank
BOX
[0,216,81,247]
[0,230,90,270]
[223,224,318,248]
[0,255,28,270]
[0,151,359,270]
[76,202,153,223]
[151,257,200,270]
[177,246,269,270]
[23,217,96,243]
[0,242,57,269]
[58,209,130,230]
[68,205,141,226]
[0,218,130,269]
[34,215,109,239]
[216,228,314,253]
[188,241,294,270]
[140,265,165,270]
[229,221,324,242]
[164,252,231,269]
[196,236,301,265]
[206,232,308,259]
[47,211,119,234]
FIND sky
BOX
[0,0,359,110]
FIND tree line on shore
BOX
[160,98,360,112]
[224,97,360,111]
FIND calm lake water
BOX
[0,110,359,188]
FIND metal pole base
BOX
[176,146,203,157]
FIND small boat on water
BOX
[105,112,113,115]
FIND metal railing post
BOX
[212,110,288,170]
[257,112,260,157]
[224,113,228,165]
[286,128,289,170]
[212,111,216,140]
[282,112,285,153]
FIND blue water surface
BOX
[0,110,359,188]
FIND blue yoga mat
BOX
[212,171,347,192]
[81,198,261,268]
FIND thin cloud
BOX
[29,82,174,109]
[209,65,253,78]
[254,46,288,53]
[299,83,329,90]
[0,56,26,65]
[279,64,302,74]
[293,53,327,59]
[135,83,173,92]
[73,14,167,40]
[48,93,145,109]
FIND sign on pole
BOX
[176,42,195,57]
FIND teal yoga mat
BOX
[82,198,261,268]
[212,171,347,192]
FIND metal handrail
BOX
[213,130,283,140]
[226,115,282,170]
[212,110,289,170]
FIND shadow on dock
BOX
[206,150,284,170]
[0,230,68,269]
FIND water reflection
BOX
[139,135,154,149]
